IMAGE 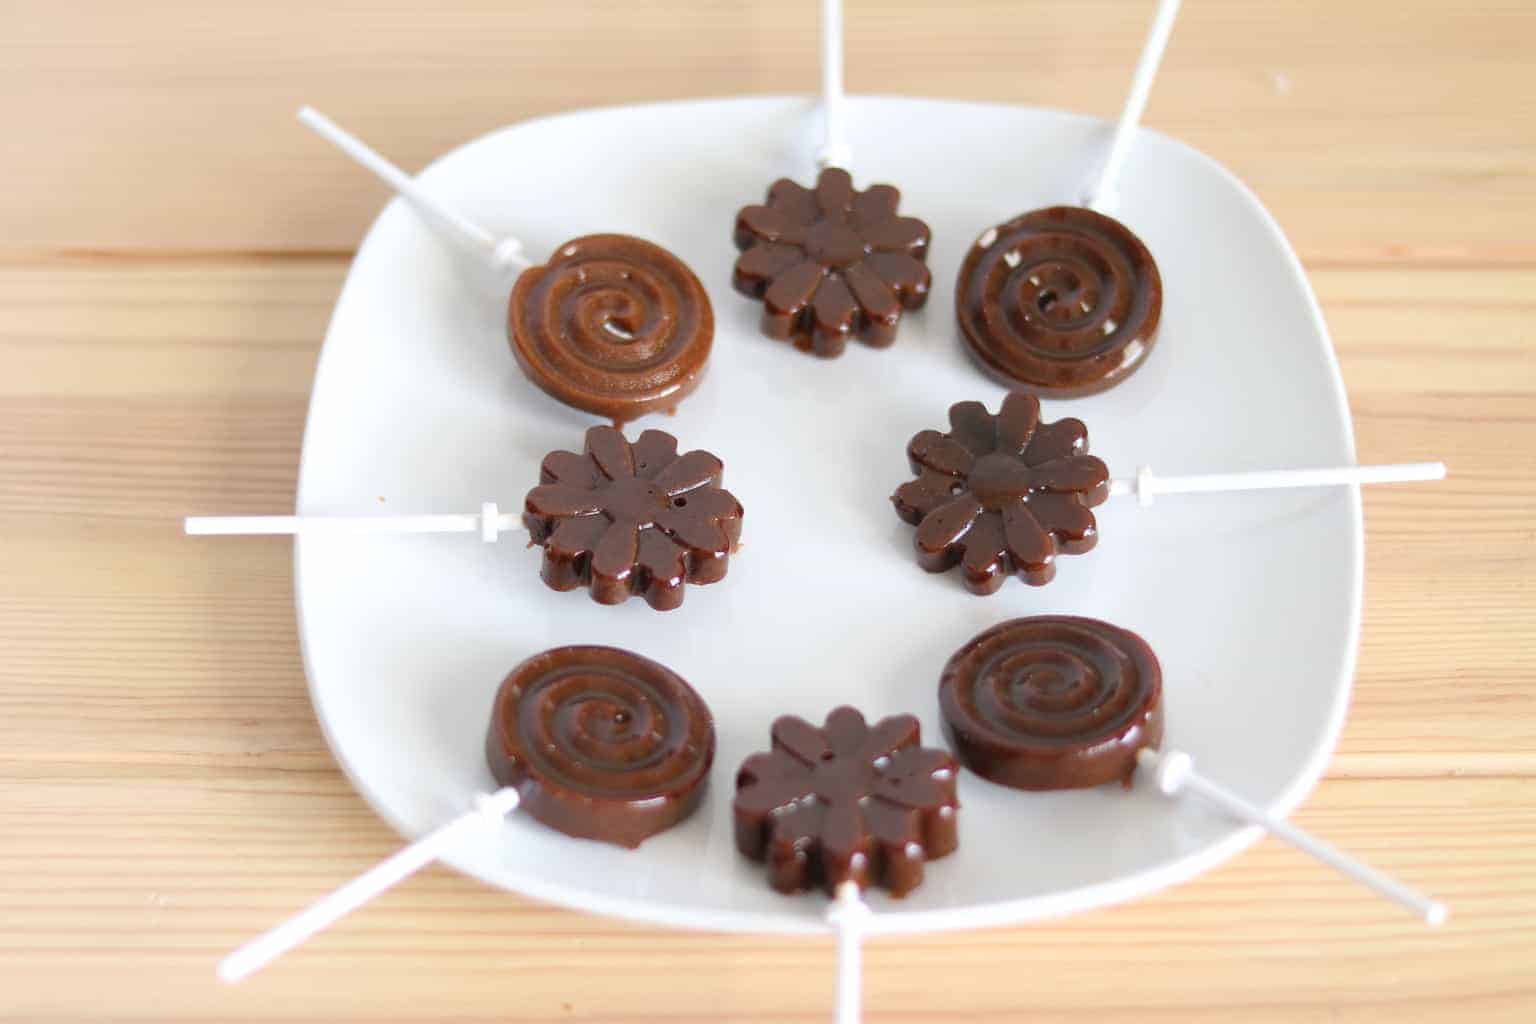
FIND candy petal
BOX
[584,425,635,479]
[864,251,931,307]
[539,448,599,488]
[763,260,824,316]
[629,430,679,479]
[843,261,901,327]
[525,483,606,518]
[1023,417,1089,465]
[864,216,930,255]
[767,178,819,224]
[947,400,997,455]
[1002,499,1054,570]
[815,167,855,214]
[733,242,804,297]
[995,392,1041,453]
[652,449,723,494]
[850,184,899,226]
[773,715,832,765]
[908,429,975,476]
[915,496,983,555]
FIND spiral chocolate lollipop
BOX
[939,616,1162,791]
[291,113,714,423]
[508,234,714,422]
[955,207,1162,397]
[485,645,715,848]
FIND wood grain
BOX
[2,1,1534,1020]
[3,1,1533,259]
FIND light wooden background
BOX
[3,1,1533,1020]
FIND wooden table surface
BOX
[3,1,1533,1020]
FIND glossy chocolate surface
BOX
[956,206,1162,397]
[524,425,743,611]
[508,234,713,422]
[892,392,1110,593]
[733,168,931,357]
[485,645,715,848]
[734,706,959,898]
[939,617,1162,791]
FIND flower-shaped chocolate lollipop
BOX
[733,168,931,356]
[524,425,744,611]
[893,392,1109,593]
[734,706,959,897]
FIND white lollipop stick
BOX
[1109,461,1446,508]
[827,880,871,1024]
[219,787,521,983]
[818,0,851,169]
[297,106,530,271]
[184,502,520,543]
[1138,749,1447,925]
[1084,0,1183,211]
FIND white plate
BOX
[294,96,1361,935]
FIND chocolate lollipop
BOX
[524,425,744,610]
[734,706,959,897]
[486,646,715,848]
[954,0,1179,396]
[956,206,1161,396]
[893,392,1109,593]
[510,234,713,421]
[297,108,711,423]
[730,0,932,356]
[933,616,1447,926]
[186,424,746,611]
[938,616,1162,790]
[221,647,716,982]
[891,390,1445,593]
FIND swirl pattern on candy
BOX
[524,425,743,611]
[734,706,959,897]
[733,168,931,356]
[485,646,715,848]
[892,391,1109,592]
[939,616,1162,791]
[956,206,1162,397]
[508,234,713,422]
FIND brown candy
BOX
[733,167,931,356]
[485,645,715,848]
[955,206,1162,397]
[938,617,1163,791]
[523,425,743,611]
[733,706,959,898]
[892,392,1109,593]
[508,234,713,422]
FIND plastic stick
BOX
[185,502,521,543]
[1084,0,1183,211]
[827,880,870,1024]
[819,0,851,169]
[1138,749,1446,925]
[1109,461,1446,507]
[297,106,529,270]
[219,788,521,983]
